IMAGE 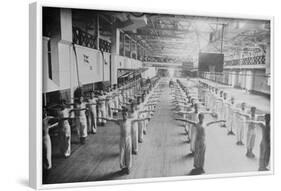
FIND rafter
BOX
[128,33,186,39]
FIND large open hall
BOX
[41,7,271,184]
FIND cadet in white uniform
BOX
[106,89,114,118]
[245,107,259,158]
[215,91,224,126]
[57,103,72,158]
[43,111,58,171]
[70,97,88,144]
[221,92,228,128]
[225,97,235,136]
[112,88,119,115]
[87,92,98,134]
[176,113,226,175]
[129,102,139,154]
[100,107,132,174]
[248,114,270,171]
[234,102,247,145]
[97,91,107,126]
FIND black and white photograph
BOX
[39,4,272,187]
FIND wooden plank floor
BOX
[45,80,263,184]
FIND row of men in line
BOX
[170,79,270,174]
[100,79,164,174]
[42,77,161,174]
[171,79,225,175]
[199,81,269,162]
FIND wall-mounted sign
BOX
[83,54,89,64]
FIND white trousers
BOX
[190,126,196,152]
[131,123,138,152]
[246,127,256,151]
[43,134,52,170]
[60,121,71,157]
[98,106,106,124]
[76,117,88,138]
[120,136,132,169]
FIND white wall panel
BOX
[111,54,118,84]
[42,37,59,93]
[102,52,110,81]
[74,45,102,84]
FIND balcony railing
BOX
[72,27,97,49]
[225,55,265,66]
[99,38,111,53]
[72,27,144,61]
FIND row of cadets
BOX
[235,106,265,158]
[170,80,190,136]
[120,78,160,154]
[45,101,72,160]
[175,111,226,175]
[199,81,270,170]
[98,78,162,174]
[42,96,89,174]
[138,78,162,142]
[42,78,144,176]
[100,106,149,174]
[134,78,161,144]
[144,92,161,118]
[206,85,265,158]
[234,103,270,167]
[170,80,224,175]
[173,80,216,156]
[172,80,197,134]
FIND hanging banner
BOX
[74,45,103,83]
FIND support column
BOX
[232,70,238,88]
[59,8,74,102]
[111,28,120,55]
[96,15,100,50]
[245,70,254,93]
[129,38,132,58]
[60,9,72,42]
[110,27,120,85]
[265,43,270,86]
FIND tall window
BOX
[47,40,52,80]
[119,32,125,56]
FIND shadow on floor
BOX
[178,132,187,136]
[95,170,127,181]
[103,152,119,159]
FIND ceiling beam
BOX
[139,27,191,32]
[129,33,186,39]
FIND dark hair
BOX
[121,106,128,113]
[198,113,204,119]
